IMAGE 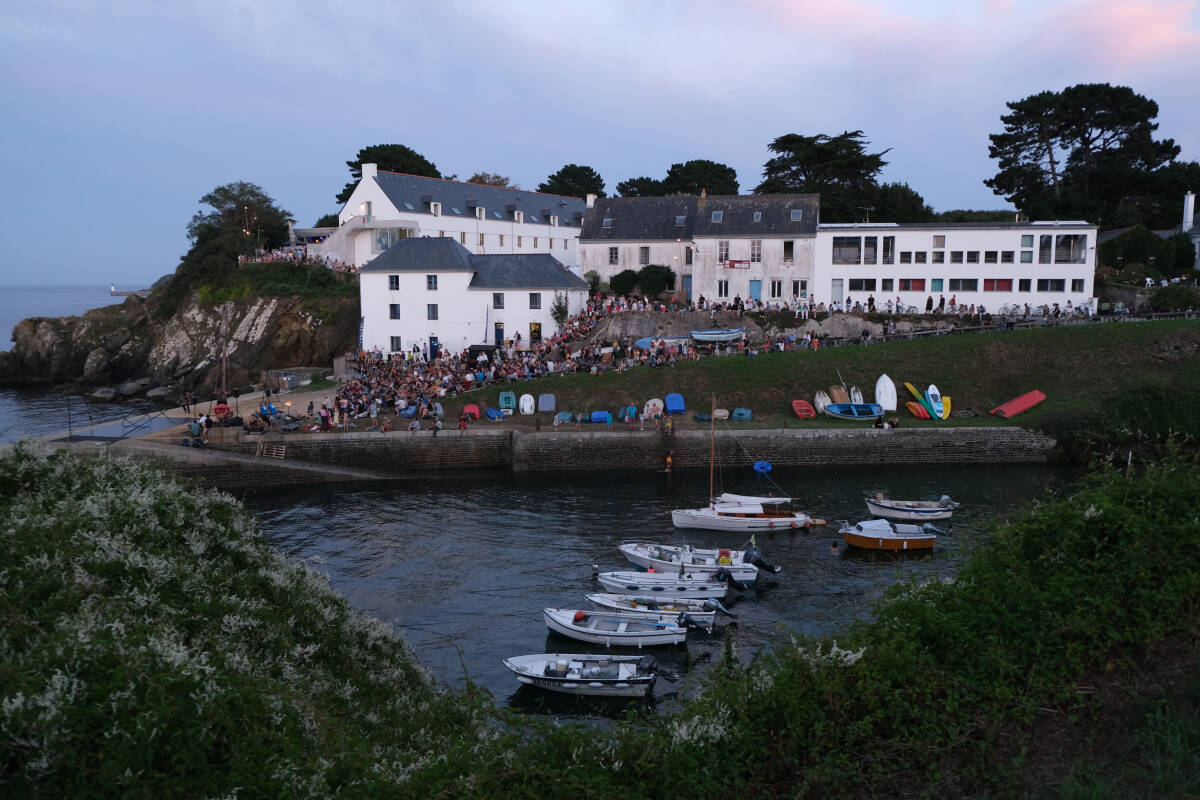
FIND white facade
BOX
[316,164,583,269]
[813,222,1097,312]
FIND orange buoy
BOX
[573,610,587,622]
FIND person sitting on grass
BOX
[407,419,420,432]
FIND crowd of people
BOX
[238,247,354,273]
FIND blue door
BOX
[682,275,692,302]
[749,280,762,301]
[428,336,439,359]
[494,322,504,346]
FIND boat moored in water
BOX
[502,653,658,697]
[543,608,697,646]
[585,593,733,628]
[618,541,779,582]
[840,518,940,551]
[865,493,959,521]
[596,570,735,598]
[672,493,821,532]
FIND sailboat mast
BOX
[709,393,715,503]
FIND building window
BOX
[983,278,1013,291]
[426,304,438,320]
[717,280,729,298]
[882,236,895,264]
[562,239,567,249]
[550,215,558,226]
[949,278,978,291]
[685,247,692,265]
[753,212,762,223]
[783,240,794,263]
[881,278,894,291]
[1055,234,1087,263]
[388,275,399,291]
[529,292,541,309]
[1037,278,1066,291]
[832,236,861,265]
[533,237,539,247]
[639,246,650,266]
[389,336,402,352]
[1021,234,1034,247]
[426,274,437,291]
[899,278,925,291]
[863,237,878,265]
[493,293,504,309]
[985,251,998,264]
[711,210,723,223]
[608,246,619,265]
[930,278,944,292]
[1001,251,1014,263]
[849,278,876,291]
[792,279,807,297]
[373,228,412,253]
[498,234,505,246]
[790,209,803,221]
[602,217,613,229]
[514,210,523,223]
[1019,278,1031,292]
[911,251,925,264]
[1039,235,1053,263]
[478,233,485,246]
[460,232,467,245]
[750,240,762,263]
[1020,250,1033,263]
[517,236,523,248]
[440,230,446,238]
[950,251,964,263]
[769,279,782,298]
[430,202,441,216]
[932,251,945,264]
[676,215,687,226]
[1072,278,1085,292]
[475,206,485,220]
[966,251,980,264]
[933,235,946,248]
[718,240,729,262]
[900,251,912,264]
[389,304,400,320]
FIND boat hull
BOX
[585,594,718,629]
[823,402,884,421]
[596,571,730,599]
[619,543,758,583]
[991,390,1046,418]
[503,654,656,697]
[671,508,812,532]
[690,327,745,342]
[865,498,955,521]
[544,609,688,647]
[842,530,936,551]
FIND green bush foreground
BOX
[2,445,1197,797]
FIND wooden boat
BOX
[865,493,959,521]
[905,400,931,419]
[904,381,935,417]
[875,374,898,412]
[543,608,690,647]
[991,390,1046,418]
[925,385,945,419]
[829,385,850,404]
[849,386,864,404]
[585,593,734,628]
[813,391,831,415]
[823,402,884,421]
[792,399,816,419]
[596,570,734,598]
[840,518,939,551]
[618,541,778,582]
[502,653,658,697]
[690,327,745,343]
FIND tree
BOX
[314,213,339,228]
[755,131,890,222]
[870,182,934,223]
[660,160,739,196]
[933,209,1018,223]
[336,144,441,204]
[616,176,663,197]
[609,269,638,296]
[1168,233,1197,274]
[550,292,570,328]
[538,164,605,198]
[186,182,292,253]
[1097,225,1170,272]
[637,265,675,298]
[467,172,514,188]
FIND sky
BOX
[1,0,1198,287]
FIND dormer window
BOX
[476,206,486,221]
[711,211,723,223]
[753,212,762,222]
[430,202,441,216]
[675,215,686,226]
[550,215,559,227]
[790,209,803,221]
[602,218,613,229]
[514,210,524,223]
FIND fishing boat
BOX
[585,593,733,629]
[543,608,693,647]
[822,402,885,421]
[840,518,940,551]
[502,653,658,697]
[618,541,780,582]
[865,493,959,521]
[690,327,745,343]
[596,570,734,598]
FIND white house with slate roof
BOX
[313,164,586,269]
[579,193,820,305]
[358,238,588,356]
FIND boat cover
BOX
[590,410,612,424]
[717,492,792,505]
[665,393,685,414]
[499,391,516,409]
[485,408,504,421]
[554,411,574,424]
[397,406,417,418]
[537,394,556,412]
[519,394,535,414]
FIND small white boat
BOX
[865,493,959,521]
[813,391,831,415]
[672,493,821,533]
[585,593,733,629]
[502,653,658,697]
[850,386,864,404]
[840,518,940,551]
[596,570,733,598]
[690,327,745,343]
[544,608,693,647]
[618,541,779,583]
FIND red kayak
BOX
[991,390,1045,418]
[906,401,931,419]
[792,399,816,419]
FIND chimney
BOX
[1184,191,1195,233]
[586,193,596,208]
[361,163,378,179]
[698,188,707,210]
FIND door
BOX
[494,322,504,346]
[529,322,542,345]
[682,275,692,302]
[428,336,439,359]
[830,279,843,306]
[749,280,762,301]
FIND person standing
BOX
[926,296,934,313]
[665,449,674,473]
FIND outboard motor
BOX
[638,654,657,674]
[743,547,782,574]
[922,523,944,534]
[703,597,736,618]
[939,494,960,508]
[714,567,752,591]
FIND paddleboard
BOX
[940,396,951,420]
[925,385,944,420]
[875,374,898,412]
[813,391,831,415]
[519,393,535,415]
[849,386,863,404]
[906,400,931,419]
[829,385,850,404]
[792,399,816,419]
[991,390,1046,418]
[904,381,935,417]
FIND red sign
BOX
[725,259,750,269]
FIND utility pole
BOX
[857,206,875,223]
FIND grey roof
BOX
[371,171,586,227]
[469,253,589,290]
[580,194,820,241]
[359,237,475,272]
[820,221,1097,230]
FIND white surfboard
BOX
[925,384,944,419]
[813,390,831,415]
[875,374,898,412]
[519,393,535,415]
[849,386,863,404]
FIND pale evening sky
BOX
[1,0,1197,287]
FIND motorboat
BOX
[502,653,658,697]
[595,570,735,598]
[585,593,733,629]
[840,518,940,551]
[543,608,696,647]
[618,541,780,583]
[690,327,745,343]
[865,493,958,521]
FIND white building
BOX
[358,237,589,356]
[1180,191,1199,271]
[579,194,820,305]
[314,164,586,269]
[812,221,1097,312]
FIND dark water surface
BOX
[246,463,1076,715]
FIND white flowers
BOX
[792,636,866,667]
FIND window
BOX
[783,240,794,263]
[900,251,912,264]
[711,211,723,223]
[753,212,762,223]
[389,304,400,320]
[1072,278,1085,292]
[1037,279,1065,291]
[426,274,437,291]
[849,278,876,291]
[533,237,539,247]
[950,251,964,264]
[639,246,650,266]
[389,336,402,352]
[930,278,943,292]
[426,304,438,320]
[1019,278,1031,292]
[517,236,523,248]
[675,215,686,226]
[475,206,485,220]
[967,251,980,264]
[529,292,541,309]
[529,322,542,344]
[790,209,803,221]
[832,236,861,265]
[984,251,998,263]
[451,207,462,215]
[1021,234,1034,247]
[1055,234,1087,263]
[373,228,411,253]
[608,246,619,265]
[899,278,925,291]
[932,251,945,264]
[882,236,895,264]
[493,293,504,309]
[602,217,613,229]
[514,210,523,223]
[770,279,782,298]
[881,278,894,291]
[718,240,730,262]
[983,279,1013,291]
[388,275,399,291]
[498,234,504,246]
[1039,235,1053,263]
[685,247,692,265]
[933,235,946,248]
[460,232,467,245]
[792,279,807,297]
[439,231,445,238]
[717,280,729,298]
[910,251,924,264]
[949,278,978,291]
[863,237,877,265]
[1001,251,1014,263]
[750,240,762,263]
[478,233,485,246]
[1021,251,1033,263]
[550,215,558,226]
[562,239,567,250]
[430,202,442,216]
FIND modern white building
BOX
[579,194,820,304]
[314,164,587,269]
[812,221,1098,312]
[358,237,589,356]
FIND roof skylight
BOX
[711,211,723,222]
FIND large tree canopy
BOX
[615,176,663,197]
[466,171,514,188]
[336,144,441,204]
[538,164,606,198]
[186,182,292,253]
[985,84,1185,226]
[755,131,890,222]
[616,160,740,197]
[871,182,934,223]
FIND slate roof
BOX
[372,171,587,227]
[360,237,475,272]
[360,238,588,291]
[580,194,820,241]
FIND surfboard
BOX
[991,390,1046,418]
[813,391,831,416]
[906,400,931,419]
[940,396,951,420]
[904,381,935,417]
[925,385,945,420]
[829,385,850,404]
[875,374,898,412]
